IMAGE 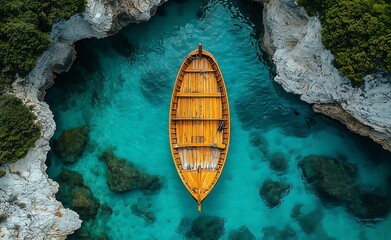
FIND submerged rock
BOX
[228,226,256,240]
[260,180,291,207]
[176,217,193,236]
[56,169,100,221]
[99,149,163,194]
[268,152,288,172]
[348,192,391,220]
[71,187,100,220]
[249,132,269,156]
[299,155,359,202]
[54,126,89,164]
[186,215,225,240]
[299,155,391,220]
[262,225,296,240]
[131,197,156,224]
[291,204,324,235]
[111,34,138,59]
[140,70,170,105]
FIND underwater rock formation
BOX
[261,225,296,240]
[259,0,391,152]
[260,179,291,207]
[56,169,115,239]
[249,131,269,156]
[54,126,89,164]
[100,149,163,194]
[268,152,288,172]
[348,192,391,220]
[299,155,359,202]
[131,197,156,224]
[299,155,391,220]
[228,226,256,240]
[290,204,324,235]
[186,215,225,240]
[56,169,100,220]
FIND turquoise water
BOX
[46,0,391,239]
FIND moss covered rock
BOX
[299,155,359,202]
[100,149,163,194]
[54,126,89,164]
[249,131,269,156]
[260,180,291,208]
[55,169,100,220]
[131,198,156,224]
[291,204,324,234]
[262,225,296,240]
[268,152,288,172]
[228,226,255,240]
[71,187,100,220]
[348,192,391,220]
[187,215,225,240]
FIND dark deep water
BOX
[46,0,391,239]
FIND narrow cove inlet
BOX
[45,0,391,239]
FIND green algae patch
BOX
[299,154,391,220]
[228,226,256,240]
[131,198,156,224]
[54,126,89,164]
[0,94,40,176]
[56,169,100,220]
[71,187,100,220]
[268,152,289,172]
[299,155,359,202]
[260,179,291,208]
[99,149,163,194]
[187,215,225,240]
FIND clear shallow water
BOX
[46,0,391,239]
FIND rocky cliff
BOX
[259,0,391,151]
[0,0,166,239]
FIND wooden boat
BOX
[169,43,230,211]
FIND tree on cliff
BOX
[0,0,86,92]
[298,0,391,86]
[0,0,86,177]
[0,95,40,177]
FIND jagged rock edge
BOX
[0,0,167,239]
[257,0,391,151]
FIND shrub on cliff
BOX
[0,0,86,92]
[0,94,40,176]
[298,0,391,86]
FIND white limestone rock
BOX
[0,94,82,240]
[0,0,167,239]
[261,0,391,150]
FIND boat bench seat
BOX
[172,118,225,121]
[173,143,226,149]
[184,69,215,73]
[176,92,221,98]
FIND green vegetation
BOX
[0,94,40,177]
[0,0,86,92]
[0,0,86,177]
[297,0,391,85]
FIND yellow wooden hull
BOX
[169,44,230,211]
